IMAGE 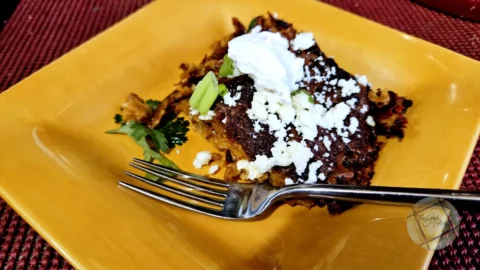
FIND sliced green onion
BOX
[218,84,228,96]
[188,71,220,115]
[197,81,219,114]
[219,55,234,77]
[308,95,314,104]
[189,71,216,108]
[291,89,315,104]
[248,17,258,31]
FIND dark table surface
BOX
[0,0,479,269]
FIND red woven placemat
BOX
[0,0,479,269]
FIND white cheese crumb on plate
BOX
[208,164,219,174]
[193,151,212,169]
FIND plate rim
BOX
[0,0,479,269]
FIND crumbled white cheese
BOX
[314,145,318,151]
[290,141,315,175]
[329,79,338,85]
[307,161,323,184]
[338,78,361,97]
[314,92,326,104]
[223,92,241,107]
[346,98,357,108]
[193,151,212,169]
[228,31,305,104]
[285,177,294,185]
[342,137,351,143]
[325,98,333,108]
[277,104,296,124]
[331,67,337,75]
[356,75,368,86]
[319,173,326,181]
[315,102,351,130]
[348,117,359,134]
[323,136,332,150]
[323,153,330,157]
[253,121,263,132]
[366,115,375,126]
[189,106,199,115]
[198,110,215,120]
[292,32,315,51]
[337,130,349,137]
[236,156,274,180]
[237,85,242,90]
[360,104,369,113]
[237,141,314,180]
[222,117,227,124]
[208,164,219,174]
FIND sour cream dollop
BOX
[227,31,304,104]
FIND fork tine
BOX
[129,162,227,197]
[132,158,229,188]
[119,182,226,218]
[125,172,225,207]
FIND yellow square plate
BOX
[1,0,480,269]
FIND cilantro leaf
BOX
[156,115,190,148]
[106,121,179,169]
[114,114,123,124]
[146,99,160,111]
[152,129,169,153]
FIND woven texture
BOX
[0,0,479,269]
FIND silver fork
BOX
[119,158,480,220]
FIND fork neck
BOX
[274,184,480,211]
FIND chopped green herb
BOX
[291,89,315,104]
[106,121,179,169]
[219,55,234,77]
[151,129,169,153]
[146,99,160,111]
[114,114,123,124]
[156,113,190,148]
[247,17,258,31]
[218,84,228,96]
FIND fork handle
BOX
[279,184,480,211]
